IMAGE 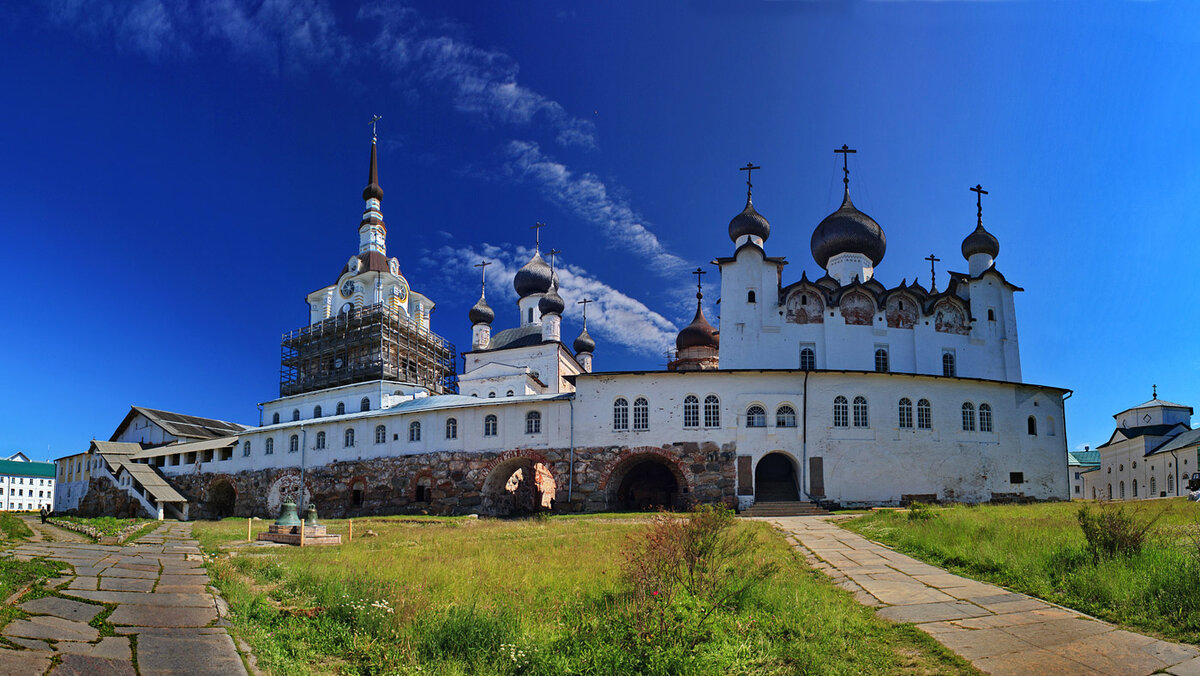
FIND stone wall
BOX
[75,477,149,519]
[166,442,738,520]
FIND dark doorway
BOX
[755,454,798,501]
[207,480,236,519]
[481,460,556,517]
[616,461,679,511]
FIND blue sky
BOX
[1,1,1197,461]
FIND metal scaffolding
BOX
[280,302,457,397]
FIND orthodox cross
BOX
[835,144,856,187]
[472,260,491,296]
[692,267,707,298]
[369,114,382,142]
[531,222,546,253]
[577,298,592,326]
[1153,384,1158,399]
[971,184,988,226]
[739,162,760,200]
[547,248,561,276]
[925,253,941,292]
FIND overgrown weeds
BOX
[1077,502,1163,560]
[907,501,936,521]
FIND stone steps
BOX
[740,501,830,517]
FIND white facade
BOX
[1,453,56,512]
[1081,398,1198,501]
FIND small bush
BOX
[1077,503,1163,560]
[907,502,935,521]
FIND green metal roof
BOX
[0,459,56,478]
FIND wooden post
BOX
[349,519,353,543]
[247,518,252,542]
[300,523,306,547]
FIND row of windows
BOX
[245,412,544,455]
[798,347,958,377]
[0,477,48,485]
[271,398,372,425]
[1104,475,1172,500]
[615,395,721,431]
[0,488,48,497]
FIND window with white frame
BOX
[484,415,498,437]
[376,425,387,444]
[833,396,849,428]
[746,405,766,428]
[446,418,458,439]
[292,409,300,421]
[852,396,869,428]
[683,395,699,428]
[264,438,273,454]
[917,399,932,429]
[704,395,720,427]
[344,428,355,447]
[242,441,251,457]
[942,352,956,377]
[336,402,346,415]
[315,431,326,449]
[289,435,299,453]
[633,398,649,430]
[776,405,797,428]
[800,347,815,371]
[409,421,421,442]
[613,398,629,430]
[361,397,370,412]
[874,347,889,373]
[961,403,976,431]
[979,404,993,432]
[526,411,541,434]
[898,398,913,429]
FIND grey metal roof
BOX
[514,252,554,297]
[573,327,595,354]
[132,436,238,460]
[483,325,544,351]
[121,463,187,503]
[1096,423,1185,449]
[961,224,1000,259]
[113,407,246,442]
[811,188,886,268]
[468,295,494,325]
[728,199,771,243]
[1150,427,1200,456]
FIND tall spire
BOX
[363,117,384,202]
[358,116,386,256]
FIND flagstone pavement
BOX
[768,515,1200,676]
[1,520,250,676]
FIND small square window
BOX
[1009,472,1024,484]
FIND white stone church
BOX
[59,137,1072,519]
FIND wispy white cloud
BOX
[427,244,678,357]
[501,140,688,273]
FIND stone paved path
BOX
[0,521,249,675]
[769,515,1200,676]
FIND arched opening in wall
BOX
[206,479,237,519]
[755,453,799,502]
[480,457,557,517]
[608,453,685,512]
[349,479,366,508]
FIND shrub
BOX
[1077,503,1163,561]
[907,502,935,521]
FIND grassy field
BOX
[194,513,976,675]
[843,500,1200,643]
[0,513,32,543]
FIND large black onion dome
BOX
[514,252,553,297]
[728,199,771,243]
[676,302,719,351]
[961,224,1000,260]
[811,189,886,268]
[362,141,384,201]
[539,283,565,316]
[574,327,596,354]
[468,295,494,325]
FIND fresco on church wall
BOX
[885,295,918,329]
[934,302,970,335]
[784,290,824,324]
[839,291,874,326]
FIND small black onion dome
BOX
[728,199,771,243]
[363,141,384,201]
[811,189,886,268]
[468,295,494,325]
[574,327,595,354]
[539,283,565,316]
[961,224,1000,260]
[676,301,719,351]
[514,251,554,297]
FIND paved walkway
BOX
[769,516,1200,676]
[0,521,249,675]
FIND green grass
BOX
[0,513,32,543]
[53,516,153,539]
[195,515,976,675]
[0,556,68,630]
[843,500,1200,643]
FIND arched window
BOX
[800,348,815,371]
[898,398,913,429]
[613,398,629,430]
[1027,416,1037,436]
[1168,473,1175,493]
[917,399,932,429]
[526,411,542,434]
[408,421,421,442]
[962,403,976,432]
[942,352,956,377]
[344,428,355,447]
[360,397,370,412]
[1151,476,1157,496]
[314,405,322,418]
[1047,416,1056,436]
[336,402,346,416]
[633,397,649,430]
[988,308,996,321]
[874,348,889,373]
[484,414,498,437]
[776,405,797,428]
[292,409,300,422]
[747,290,756,303]
[746,405,766,428]
[527,307,534,324]
[242,441,251,457]
[272,412,280,425]
[853,396,869,428]
[1119,481,1125,499]
[683,395,700,428]
[979,404,993,432]
[1107,484,1113,500]
[375,425,387,444]
[315,431,326,450]
[289,435,299,453]
[446,418,458,439]
[264,438,273,454]
[704,395,720,428]
[833,396,849,428]
[488,392,496,399]
[1132,479,1138,497]
[506,390,514,397]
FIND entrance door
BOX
[755,453,799,501]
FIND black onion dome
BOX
[811,189,886,268]
[574,327,596,354]
[362,141,384,201]
[961,224,1000,260]
[676,302,719,351]
[468,295,494,325]
[728,199,771,243]
[513,252,553,297]
[539,283,565,316]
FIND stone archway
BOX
[480,455,558,517]
[755,453,799,502]
[605,452,688,512]
[206,478,237,519]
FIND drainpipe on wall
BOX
[567,396,575,505]
[1170,449,1180,497]
[257,404,264,427]
[1061,390,1073,500]
[801,369,814,501]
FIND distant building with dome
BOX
[56,139,1072,520]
